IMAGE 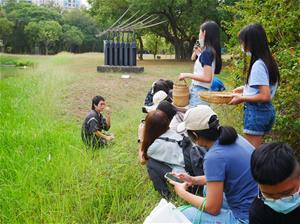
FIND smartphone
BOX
[164,172,184,183]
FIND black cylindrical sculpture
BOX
[124,34,130,66]
[132,42,137,66]
[119,34,124,66]
[114,41,120,66]
[103,32,137,67]
[119,42,124,66]
[104,40,109,65]
[109,40,114,65]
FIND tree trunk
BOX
[45,42,48,55]
[137,36,144,60]
[174,40,185,60]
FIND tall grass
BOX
[0,53,239,223]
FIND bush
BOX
[0,55,34,67]
[221,0,300,155]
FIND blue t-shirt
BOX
[199,48,214,67]
[243,59,277,98]
[204,135,258,220]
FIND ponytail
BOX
[218,126,238,145]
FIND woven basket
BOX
[199,91,241,104]
[173,80,189,107]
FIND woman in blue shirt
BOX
[229,23,280,149]
[179,21,222,107]
[169,106,258,224]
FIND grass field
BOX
[0,53,242,223]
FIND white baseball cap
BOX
[153,90,168,105]
[177,105,217,133]
[144,90,168,112]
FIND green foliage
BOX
[0,55,34,66]
[62,25,84,52]
[222,0,300,152]
[0,17,13,48]
[1,3,100,53]
[63,9,100,52]
[38,20,62,55]
[24,21,40,48]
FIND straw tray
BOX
[199,91,241,104]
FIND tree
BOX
[5,2,62,53]
[0,17,13,51]
[90,0,223,59]
[62,25,84,52]
[38,21,62,55]
[63,9,99,52]
[144,34,163,59]
[24,21,41,53]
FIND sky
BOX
[81,0,91,8]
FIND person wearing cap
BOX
[144,79,173,107]
[138,100,177,147]
[169,105,258,223]
[142,90,170,113]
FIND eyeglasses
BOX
[259,188,300,202]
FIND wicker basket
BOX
[199,91,241,104]
[173,80,189,107]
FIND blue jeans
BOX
[180,186,248,224]
[189,85,209,107]
[243,102,275,135]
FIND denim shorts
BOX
[189,85,209,107]
[244,102,275,135]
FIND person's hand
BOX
[168,179,189,194]
[105,106,112,116]
[232,86,244,93]
[229,95,244,105]
[173,172,193,187]
[178,73,189,80]
[105,134,114,141]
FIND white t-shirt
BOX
[192,48,215,89]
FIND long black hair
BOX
[239,23,280,85]
[187,115,238,145]
[200,21,222,74]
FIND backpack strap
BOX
[157,137,181,144]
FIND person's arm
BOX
[95,130,113,141]
[192,175,207,185]
[191,51,197,61]
[138,143,146,165]
[176,173,206,186]
[170,180,224,215]
[179,65,213,83]
[229,85,271,105]
[104,107,111,130]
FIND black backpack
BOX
[146,135,206,199]
[157,135,207,176]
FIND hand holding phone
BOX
[164,172,184,183]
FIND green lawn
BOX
[0,53,242,223]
